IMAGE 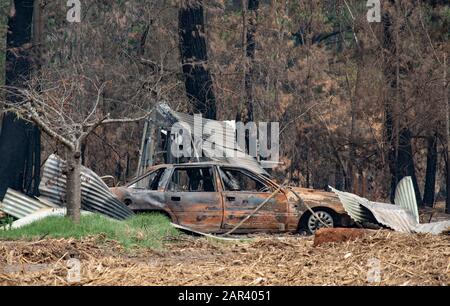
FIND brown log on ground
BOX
[313,228,371,247]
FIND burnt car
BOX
[111,162,351,234]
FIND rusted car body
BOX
[111,162,351,234]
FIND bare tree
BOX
[1,75,149,222]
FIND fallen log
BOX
[313,227,372,247]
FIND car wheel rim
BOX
[307,211,334,233]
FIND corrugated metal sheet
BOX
[414,221,450,235]
[328,187,377,223]
[0,188,57,219]
[394,176,420,223]
[142,102,269,176]
[39,155,133,220]
[359,201,417,233]
[331,186,450,235]
[11,208,93,229]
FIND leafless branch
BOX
[83,82,107,125]
[24,102,75,150]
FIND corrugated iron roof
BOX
[328,187,377,224]
[143,102,269,176]
[414,220,450,235]
[394,176,420,223]
[39,154,133,220]
[10,208,93,229]
[359,201,417,233]
[0,188,57,219]
[330,177,450,235]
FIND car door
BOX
[218,167,289,232]
[165,166,223,232]
[125,167,168,212]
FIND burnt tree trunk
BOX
[423,133,437,206]
[0,0,41,200]
[241,0,258,124]
[237,0,259,155]
[347,49,363,193]
[382,1,420,204]
[444,54,449,214]
[66,150,81,223]
[382,8,400,202]
[334,162,344,190]
[178,0,217,119]
[397,129,422,205]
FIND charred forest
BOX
[0,0,449,214]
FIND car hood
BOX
[286,187,346,214]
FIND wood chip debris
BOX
[0,231,448,285]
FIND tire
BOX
[304,210,335,234]
[123,198,132,206]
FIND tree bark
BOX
[397,128,422,205]
[66,150,82,223]
[178,0,217,119]
[348,84,356,193]
[423,133,437,206]
[241,0,258,124]
[382,9,400,202]
[444,54,449,214]
[346,48,362,193]
[0,0,41,200]
[334,162,343,190]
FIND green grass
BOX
[0,213,180,250]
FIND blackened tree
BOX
[240,0,258,124]
[178,0,216,119]
[0,0,40,200]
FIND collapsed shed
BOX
[136,102,271,178]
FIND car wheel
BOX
[306,210,334,234]
[123,199,132,206]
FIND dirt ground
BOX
[0,230,448,286]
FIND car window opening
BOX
[132,168,166,190]
[219,168,271,192]
[170,167,216,192]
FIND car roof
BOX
[129,161,278,188]
[148,161,262,169]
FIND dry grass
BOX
[0,230,449,285]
